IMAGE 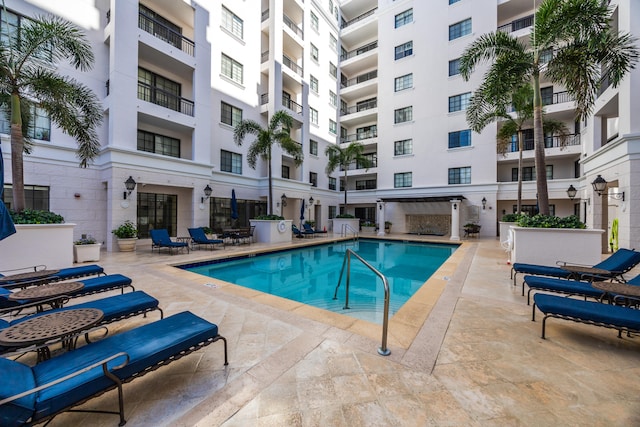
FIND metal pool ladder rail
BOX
[334,249,391,356]
[340,223,359,239]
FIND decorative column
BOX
[450,199,461,241]
[377,201,385,236]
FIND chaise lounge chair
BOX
[511,248,640,287]
[303,223,327,236]
[0,265,105,290]
[188,227,225,250]
[0,311,227,426]
[0,291,162,357]
[292,224,314,238]
[532,293,640,339]
[149,229,190,254]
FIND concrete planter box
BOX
[250,220,293,244]
[74,243,102,263]
[510,226,604,266]
[331,218,360,235]
[0,223,74,270]
[361,226,376,234]
[499,221,517,244]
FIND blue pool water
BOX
[182,239,457,323]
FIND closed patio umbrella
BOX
[0,142,16,241]
[231,189,238,220]
[299,198,305,228]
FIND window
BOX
[221,53,243,84]
[394,139,413,155]
[329,34,337,51]
[221,150,242,174]
[394,172,412,188]
[221,6,243,39]
[329,119,337,134]
[138,67,181,112]
[329,177,337,190]
[449,0,461,4]
[394,106,413,124]
[449,92,471,112]
[448,167,471,184]
[1,104,50,140]
[2,184,49,211]
[512,165,553,181]
[514,204,555,217]
[311,44,319,61]
[395,9,413,28]
[311,11,319,31]
[310,107,318,125]
[541,86,554,106]
[310,172,318,187]
[137,193,177,238]
[394,73,413,91]
[448,130,472,148]
[282,165,290,179]
[449,18,472,41]
[329,62,337,78]
[448,58,461,76]
[138,130,180,158]
[310,75,319,93]
[395,41,413,60]
[329,91,337,107]
[357,125,377,140]
[340,179,345,191]
[329,205,337,219]
[310,139,318,156]
[220,101,242,127]
[356,179,377,190]
[329,0,333,13]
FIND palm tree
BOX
[468,83,568,213]
[459,0,638,215]
[0,15,103,212]
[234,110,303,215]
[325,141,371,213]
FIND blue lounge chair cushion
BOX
[524,275,606,300]
[55,265,104,281]
[534,293,640,331]
[74,274,132,296]
[188,228,224,245]
[150,229,189,249]
[0,358,36,426]
[9,291,159,328]
[3,312,220,423]
[512,264,573,279]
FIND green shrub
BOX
[74,235,97,245]
[336,213,355,218]
[202,226,213,235]
[361,221,375,227]
[112,220,138,238]
[501,213,524,222]
[10,209,64,224]
[516,214,586,229]
[254,215,285,220]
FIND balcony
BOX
[283,14,303,38]
[341,98,377,116]
[341,70,377,88]
[341,8,377,29]
[497,14,534,34]
[283,98,303,115]
[340,128,377,144]
[508,91,574,112]
[261,51,269,63]
[137,82,194,116]
[138,10,194,56]
[341,40,377,61]
[283,55,303,76]
[502,134,581,153]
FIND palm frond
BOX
[459,31,527,81]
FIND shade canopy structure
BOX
[0,143,16,241]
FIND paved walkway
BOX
[30,235,640,426]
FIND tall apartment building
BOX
[1,0,638,251]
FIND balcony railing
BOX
[598,70,612,95]
[283,98,303,114]
[497,14,534,34]
[341,8,377,29]
[283,55,303,76]
[261,9,269,22]
[283,14,303,38]
[341,98,377,116]
[138,11,195,56]
[503,133,581,153]
[260,93,269,105]
[341,70,377,88]
[261,50,269,63]
[542,91,574,105]
[340,41,378,61]
[340,129,378,144]
[137,82,194,116]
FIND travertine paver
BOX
[22,235,640,426]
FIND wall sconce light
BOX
[591,174,624,201]
[453,203,457,210]
[123,176,136,200]
[379,204,382,210]
[201,184,212,203]
[481,197,487,210]
[281,193,287,207]
[567,184,577,200]
[309,196,314,205]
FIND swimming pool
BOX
[182,239,457,323]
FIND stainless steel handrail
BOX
[341,223,358,238]
[333,249,391,356]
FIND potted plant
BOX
[361,221,376,234]
[464,223,481,237]
[112,220,138,252]
[384,221,392,234]
[73,235,101,263]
